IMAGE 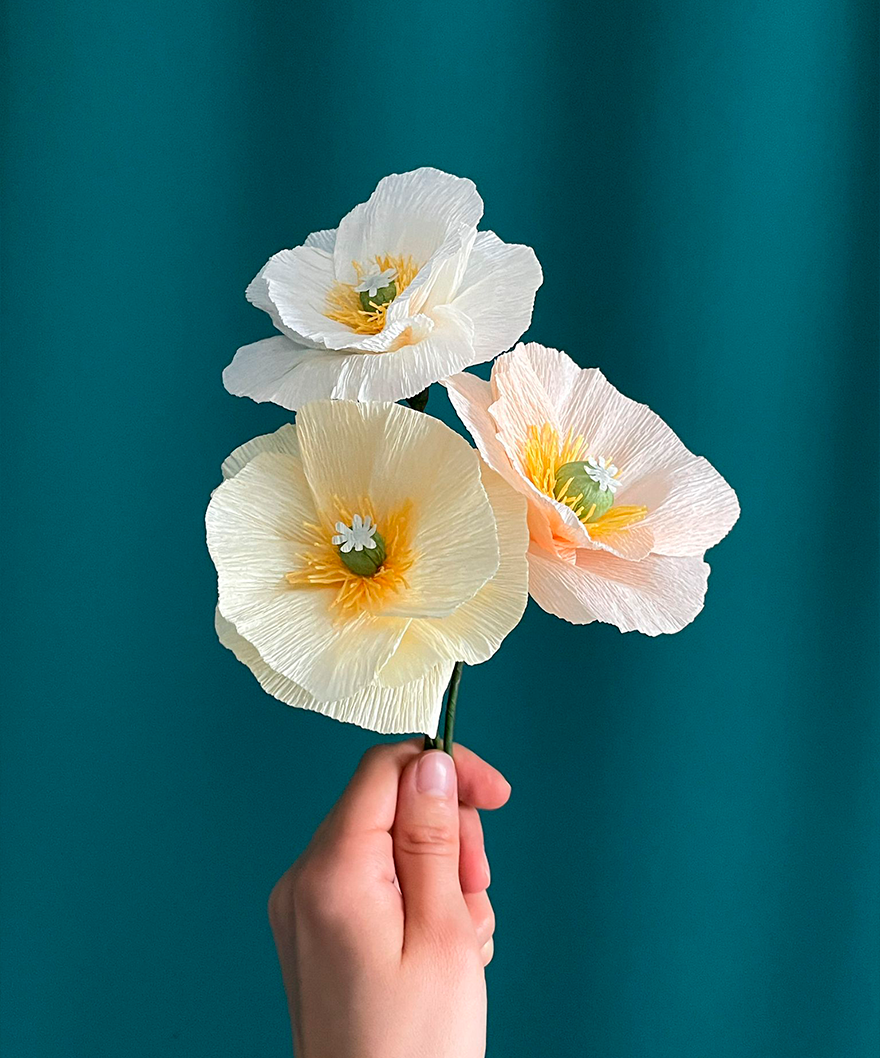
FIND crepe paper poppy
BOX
[206,400,529,734]
[223,168,542,410]
[445,343,740,635]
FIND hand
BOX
[268,739,511,1058]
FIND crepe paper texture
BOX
[445,343,740,635]
[223,167,543,410]
[206,401,529,736]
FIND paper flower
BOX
[222,168,543,410]
[445,343,740,635]
[206,400,529,735]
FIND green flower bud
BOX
[338,531,386,577]
[554,461,614,522]
[359,280,397,314]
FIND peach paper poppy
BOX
[445,343,740,635]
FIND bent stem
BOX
[424,661,464,756]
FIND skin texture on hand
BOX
[268,740,511,1058]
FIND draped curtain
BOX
[2,1,877,1055]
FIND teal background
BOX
[2,0,878,1055]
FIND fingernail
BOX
[416,751,455,797]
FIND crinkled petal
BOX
[589,522,655,562]
[207,450,409,699]
[225,307,486,410]
[295,400,499,619]
[491,343,739,554]
[215,611,450,736]
[223,336,360,411]
[221,423,300,480]
[627,457,740,557]
[444,371,561,553]
[528,544,711,635]
[489,357,594,550]
[399,464,529,667]
[388,225,476,317]
[333,168,483,285]
[451,232,543,358]
[255,246,358,349]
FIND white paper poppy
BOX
[223,169,543,409]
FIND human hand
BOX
[268,739,511,1058]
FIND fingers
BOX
[329,740,421,838]
[464,891,495,966]
[451,743,512,811]
[458,805,490,893]
[392,751,471,942]
[326,739,510,841]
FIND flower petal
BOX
[451,232,543,358]
[400,464,530,666]
[215,611,451,737]
[255,246,359,350]
[628,457,740,557]
[221,423,300,480]
[491,343,739,554]
[207,450,409,699]
[387,225,476,318]
[245,227,338,337]
[225,308,488,409]
[527,544,711,635]
[294,400,500,619]
[333,168,483,284]
[444,371,564,553]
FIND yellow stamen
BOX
[285,499,415,616]
[588,505,648,536]
[324,254,420,336]
[520,423,647,532]
[522,424,588,504]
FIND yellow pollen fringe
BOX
[324,254,420,336]
[285,499,415,616]
[521,423,647,534]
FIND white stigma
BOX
[584,456,621,494]
[332,514,379,553]
[354,267,397,298]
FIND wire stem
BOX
[441,662,464,757]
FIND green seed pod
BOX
[338,532,386,577]
[359,280,397,313]
[554,461,614,522]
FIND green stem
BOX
[404,383,460,754]
[422,661,463,755]
[442,662,464,757]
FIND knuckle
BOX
[267,870,295,927]
[290,858,353,925]
[395,821,456,857]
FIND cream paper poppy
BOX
[206,400,529,735]
[445,343,740,635]
[223,168,543,410]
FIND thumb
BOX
[393,750,469,941]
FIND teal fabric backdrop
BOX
[2,1,878,1055]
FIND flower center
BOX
[285,501,415,615]
[521,423,647,536]
[325,254,419,336]
[331,514,387,577]
[354,268,397,313]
